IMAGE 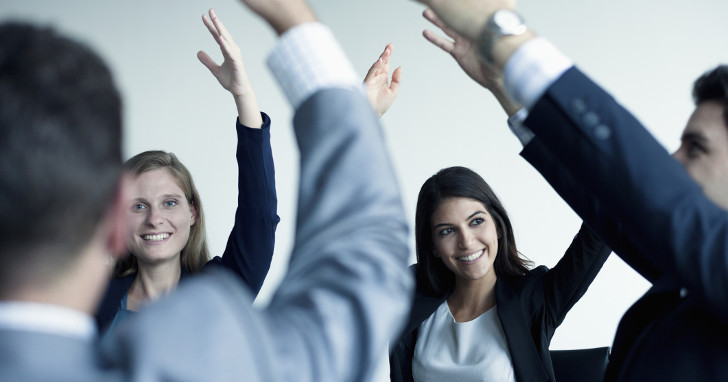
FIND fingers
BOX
[209,8,235,43]
[390,66,402,95]
[423,8,457,40]
[364,57,383,84]
[423,29,455,55]
[379,43,393,77]
[202,12,221,40]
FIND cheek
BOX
[126,213,142,233]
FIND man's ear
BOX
[107,173,131,259]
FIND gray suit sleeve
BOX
[263,88,413,381]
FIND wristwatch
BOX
[478,9,527,65]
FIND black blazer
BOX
[521,67,728,381]
[390,223,610,382]
[96,114,280,333]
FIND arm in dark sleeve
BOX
[216,112,280,295]
[540,221,612,332]
[521,137,662,283]
[525,67,728,320]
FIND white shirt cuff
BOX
[267,23,361,109]
[507,108,534,146]
[503,37,573,110]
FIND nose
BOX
[672,146,686,165]
[457,229,474,249]
[144,206,164,227]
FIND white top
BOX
[412,300,516,382]
[267,22,362,109]
[0,301,95,339]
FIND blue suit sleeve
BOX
[216,112,280,296]
[521,138,662,283]
[524,67,728,320]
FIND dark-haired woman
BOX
[389,166,611,381]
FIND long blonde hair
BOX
[115,150,209,277]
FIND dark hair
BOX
[415,166,532,296]
[0,23,122,292]
[114,151,209,276]
[693,65,728,127]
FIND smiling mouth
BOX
[457,249,484,262]
[142,233,170,242]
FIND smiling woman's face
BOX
[125,167,196,266]
[430,197,499,285]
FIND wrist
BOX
[478,9,536,70]
[268,5,317,35]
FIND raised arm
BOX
[539,223,611,333]
[363,43,402,118]
[198,9,279,295]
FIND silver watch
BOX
[478,9,527,65]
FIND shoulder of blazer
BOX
[95,273,136,331]
[402,264,447,338]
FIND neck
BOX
[4,237,113,315]
[128,257,181,310]
[448,274,497,322]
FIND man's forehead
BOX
[684,102,728,141]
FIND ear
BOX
[433,250,439,258]
[107,173,131,258]
[107,173,131,259]
[189,203,197,226]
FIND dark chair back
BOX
[550,346,610,382]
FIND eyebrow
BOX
[432,210,487,230]
[132,194,184,202]
[682,131,708,143]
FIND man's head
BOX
[674,65,728,210]
[0,23,123,297]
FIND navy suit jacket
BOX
[520,67,728,381]
[96,114,280,332]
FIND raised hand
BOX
[363,43,402,118]
[423,9,498,90]
[423,8,520,116]
[197,9,263,128]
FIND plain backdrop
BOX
[3,0,728,380]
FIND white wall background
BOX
[3,0,727,379]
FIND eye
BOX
[164,200,178,207]
[438,227,454,236]
[683,139,707,159]
[470,217,485,226]
[132,203,147,211]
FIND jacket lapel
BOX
[496,278,549,382]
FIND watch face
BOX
[494,10,526,35]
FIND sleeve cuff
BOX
[267,23,362,109]
[503,37,573,110]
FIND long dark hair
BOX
[415,166,532,296]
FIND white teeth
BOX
[457,250,483,262]
[142,233,170,242]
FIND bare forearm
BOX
[233,92,263,128]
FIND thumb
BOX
[197,50,219,73]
